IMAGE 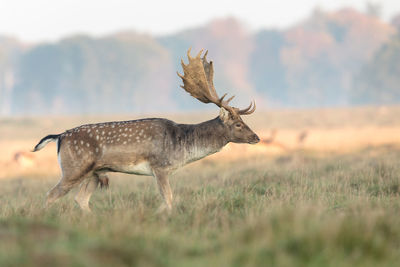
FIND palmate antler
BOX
[177,49,255,117]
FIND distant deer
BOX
[260,129,287,150]
[261,129,278,145]
[13,151,36,169]
[297,130,308,145]
[33,49,259,212]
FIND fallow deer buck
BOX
[33,49,260,212]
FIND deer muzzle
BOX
[249,134,260,144]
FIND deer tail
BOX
[32,134,61,152]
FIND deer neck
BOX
[180,117,229,164]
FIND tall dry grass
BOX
[0,147,400,266]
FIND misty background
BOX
[1,3,400,115]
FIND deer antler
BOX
[237,101,256,115]
[178,49,255,116]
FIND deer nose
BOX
[251,134,260,144]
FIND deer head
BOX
[178,49,260,144]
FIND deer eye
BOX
[235,123,242,128]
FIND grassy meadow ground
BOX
[0,106,400,266]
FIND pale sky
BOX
[0,0,399,43]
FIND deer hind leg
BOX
[46,162,95,208]
[74,175,100,212]
[46,177,79,207]
[153,169,173,211]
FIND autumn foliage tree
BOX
[352,35,400,105]
[1,8,400,115]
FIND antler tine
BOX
[226,95,235,104]
[177,68,185,79]
[238,102,252,114]
[248,101,256,114]
[219,93,227,103]
[196,49,204,58]
[218,94,235,105]
[217,94,238,113]
[238,101,256,115]
[203,50,208,60]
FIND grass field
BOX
[1,107,400,266]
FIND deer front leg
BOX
[153,168,173,211]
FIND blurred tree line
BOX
[0,8,399,115]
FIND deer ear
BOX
[219,107,230,123]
